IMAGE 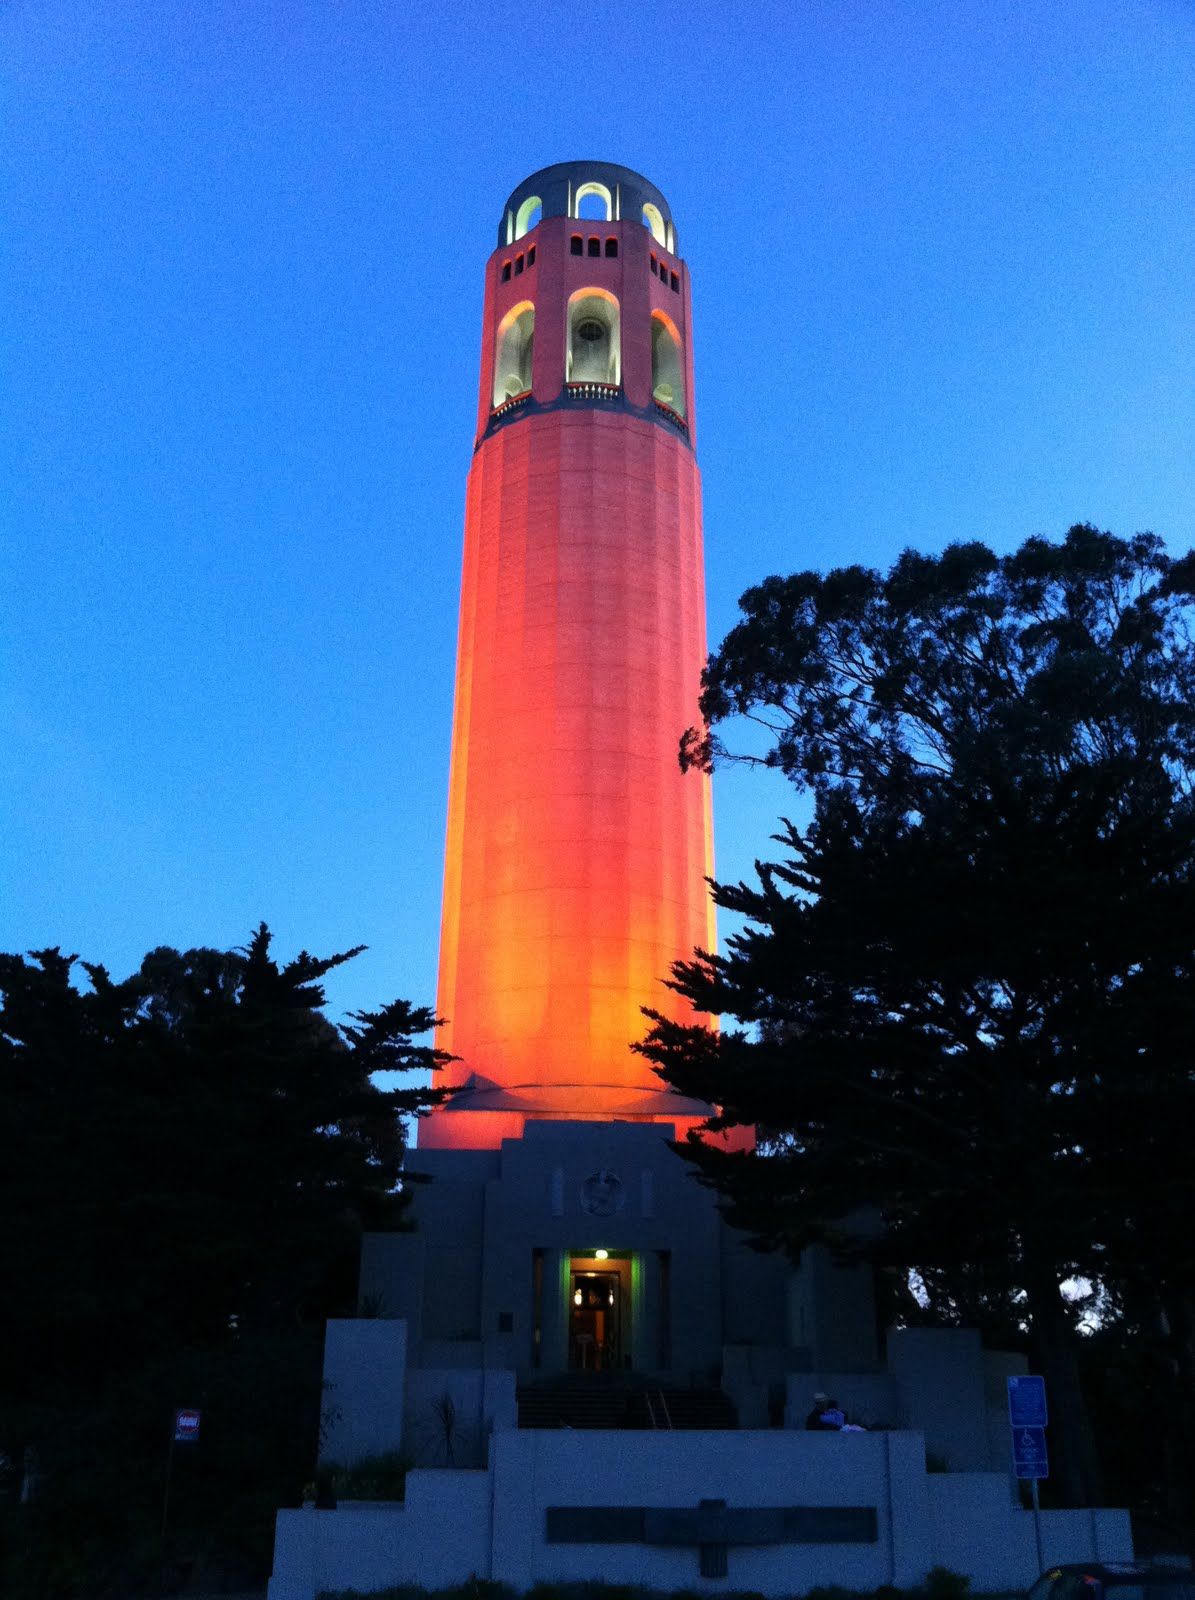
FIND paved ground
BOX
[167,1592,266,1599]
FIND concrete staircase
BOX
[516,1375,738,1431]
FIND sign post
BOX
[162,1409,201,1544]
[1008,1377,1048,1571]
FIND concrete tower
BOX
[269,167,1130,1600]
[424,163,716,1149]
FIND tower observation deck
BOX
[422,163,717,1149]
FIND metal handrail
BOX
[491,390,531,419]
[645,1388,673,1429]
[565,381,622,401]
[653,400,689,436]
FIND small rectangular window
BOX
[501,262,512,282]
[515,254,524,275]
[650,255,658,275]
[528,245,536,266]
[571,235,583,255]
[605,237,618,257]
[587,236,600,257]
[670,270,680,291]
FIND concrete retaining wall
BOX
[927,1475,1133,1590]
[267,1471,491,1600]
[271,1427,1130,1600]
[489,1428,932,1592]
[404,1368,517,1467]
[319,1319,407,1467]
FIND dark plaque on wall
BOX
[546,1501,879,1578]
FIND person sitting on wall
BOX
[805,1391,845,1430]
[820,1396,848,1428]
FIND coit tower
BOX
[422,163,715,1150]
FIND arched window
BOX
[514,195,542,240]
[566,289,620,386]
[574,181,613,221]
[641,203,667,247]
[492,301,535,406]
[651,312,684,418]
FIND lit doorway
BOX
[569,1254,630,1369]
[569,1270,621,1370]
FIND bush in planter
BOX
[316,1450,412,1503]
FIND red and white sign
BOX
[174,1408,201,1443]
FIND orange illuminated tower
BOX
[423,163,717,1150]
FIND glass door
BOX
[569,1271,620,1371]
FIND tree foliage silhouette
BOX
[0,925,450,1592]
[641,525,1195,1510]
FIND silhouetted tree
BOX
[641,526,1195,1511]
[0,925,450,1593]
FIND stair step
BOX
[516,1381,738,1431]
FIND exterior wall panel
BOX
[427,408,714,1144]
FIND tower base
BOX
[418,1079,753,1151]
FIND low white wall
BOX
[721,1346,802,1422]
[270,1425,1135,1600]
[926,1476,1134,1591]
[490,1428,934,1593]
[722,1345,777,1428]
[319,1319,407,1467]
[888,1328,990,1470]
[484,1368,518,1432]
[1039,1507,1135,1568]
[267,1471,491,1600]
[927,1473,1037,1589]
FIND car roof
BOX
[1050,1566,1193,1583]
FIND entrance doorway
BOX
[567,1253,630,1371]
[570,1271,620,1370]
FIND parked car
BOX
[1028,1563,1194,1600]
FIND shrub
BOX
[924,1570,971,1600]
[317,1450,412,1503]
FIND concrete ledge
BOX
[928,1475,1133,1590]
[269,1428,1130,1600]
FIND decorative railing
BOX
[484,385,691,445]
[491,390,531,420]
[653,400,689,437]
[565,382,622,402]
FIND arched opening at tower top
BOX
[641,203,667,247]
[566,290,620,387]
[574,181,613,221]
[514,195,542,239]
[651,312,685,417]
[492,302,535,405]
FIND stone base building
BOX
[266,1119,1131,1598]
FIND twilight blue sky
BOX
[3,0,1193,1038]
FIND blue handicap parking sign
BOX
[1012,1425,1049,1479]
[1007,1375,1048,1428]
